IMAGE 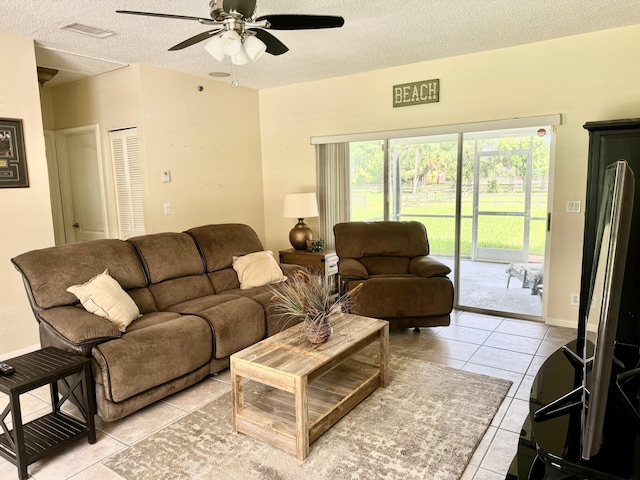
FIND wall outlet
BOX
[570,294,579,306]
[566,200,581,213]
[161,170,171,183]
[164,203,171,215]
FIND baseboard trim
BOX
[0,343,40,361]
[545,317,595,332]
[544,317,578,329]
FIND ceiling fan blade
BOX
[250,29,289,56]
[168,29,222,51]
[116,10,212,23]
[256,14,345,30]
[223,0,257,19]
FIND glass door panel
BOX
[389,135,459,275]
[457,127,550,317]
[388,135,459,244]
[349,140,385,221]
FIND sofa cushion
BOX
[125,311,183,333]
[127,287,159,314]
[187,224,264,273]
[196,297,266,359]
[220,286,289,336]
[232,251,287,290]
[129,232,205,283]
[207,268,241,293]
[92,315,212,403]
[166,293,242,315]
[11,239,147,309]
[149,275,215,311]
[67,269,141,332]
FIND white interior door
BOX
[55,125,108,243]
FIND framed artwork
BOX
[0,118,28,188]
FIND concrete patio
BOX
[435,256,543,318]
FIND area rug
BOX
[104,358,511,480]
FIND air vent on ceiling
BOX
[61,23,116,39]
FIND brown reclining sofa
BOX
[11,224,298,422]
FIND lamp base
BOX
[289,219,313,250]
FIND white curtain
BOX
[315,143,350,250]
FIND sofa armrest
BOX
[409,256,451,278]
[39,306,122,349]
[338,258,369,279]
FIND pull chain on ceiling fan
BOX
[117,0,344,66]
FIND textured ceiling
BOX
[2,0,640,90]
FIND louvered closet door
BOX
[110,128,146,239]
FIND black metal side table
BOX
[0,347,96,480]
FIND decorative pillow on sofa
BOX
[232,251,287,290]
[67,269,141,332]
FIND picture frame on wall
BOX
[0,118,28,188]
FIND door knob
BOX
[72,223,79,228]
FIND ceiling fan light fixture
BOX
[221,30,242,55]
[204,36,226,61]
[243,35,266,61]
[231,47,251,65]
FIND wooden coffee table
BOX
[231,313,389,460]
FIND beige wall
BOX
[259,24,640,328]
[0,32,54,357]
[137,65,264,234]
[49,64,265,237]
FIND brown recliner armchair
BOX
[333,221,453,329]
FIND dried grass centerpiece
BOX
[269,268,361,344]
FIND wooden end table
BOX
[231,313,389,460]
[0,347,96,480]
[278,248,339,293]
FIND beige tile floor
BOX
[0,310,580,480]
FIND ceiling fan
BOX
[117,0,345,65]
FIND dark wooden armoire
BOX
[581,119,640,348]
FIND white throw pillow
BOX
[67,269,141,332]
[232,251,287,290]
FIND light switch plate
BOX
[566,200,581,213]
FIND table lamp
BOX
[283,192,319,250]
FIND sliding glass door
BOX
[457,128,550,317]
[347,125,551,319]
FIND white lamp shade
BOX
[283,193,319,218]
[243,35,267,61]
[221,30,242,56]
[231,47,251,65]
[204,36,225,62]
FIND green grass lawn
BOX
[351,189,547,257]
